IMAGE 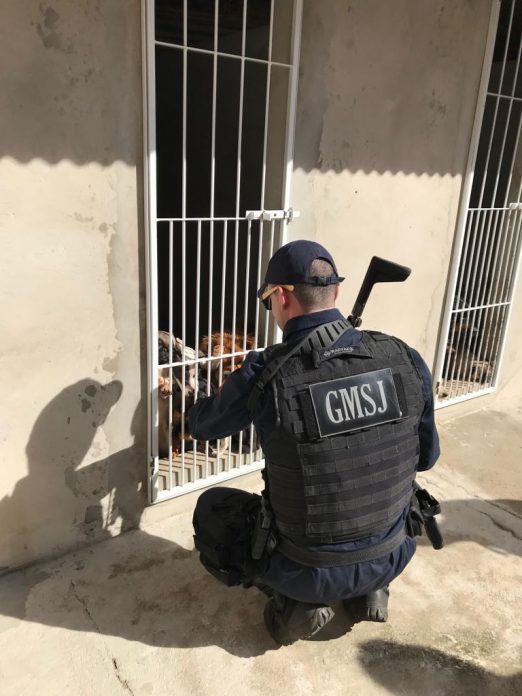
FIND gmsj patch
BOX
[309,368,403,437]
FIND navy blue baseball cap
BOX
[257,240,345,300]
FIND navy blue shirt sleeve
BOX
[408,347,440,471]
[188,350,266,441]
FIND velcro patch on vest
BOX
[308,368,403,437]
[313,342,372,365]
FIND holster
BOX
[251,495,278,561]
[406,482,444,550]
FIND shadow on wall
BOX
[0,1,142,166]
[1,0,488,177]
[357,640,521,695]
[0,379,147,574]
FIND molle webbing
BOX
[262,330,425,544]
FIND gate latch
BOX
[245,208,301,222]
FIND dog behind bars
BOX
[198,331,256,390]
[158,331,200,458]
[199,330,259,453]
[442,315,494,393]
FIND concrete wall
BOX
[290,0,495,368]
[0,1,146,571]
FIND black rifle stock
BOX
[348,256,411,327]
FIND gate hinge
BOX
[245,208,301,222]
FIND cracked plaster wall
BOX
[0,1,146,570]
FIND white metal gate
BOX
[143,0,303,502]
[435,0,522,407]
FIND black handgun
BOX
[414,484,444,550]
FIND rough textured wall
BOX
[0,1,146,571]
[290,0,494,371]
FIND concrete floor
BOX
[0,407,521,696]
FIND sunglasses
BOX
[258,284,295,310]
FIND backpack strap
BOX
[247,319,352,416]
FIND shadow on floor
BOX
[431,498,522,557]
[0,526,289,658]
[357,639,522,696]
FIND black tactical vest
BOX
[260,327,425,545]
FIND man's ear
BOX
[281,286,292,308]
[334,284,340,301]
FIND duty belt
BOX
[276,526,407,568]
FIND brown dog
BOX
[199,331,259,454]
[199,331,256,390]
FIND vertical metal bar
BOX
[494,212,522,384]
[281,0,303,217]
[231,0,248,365]
[179,0,188,488]
[218,220,232,468]
[228,222,240,473]
[460,208,490,394]
[468,208,501,391]
[462,209,496,394]
[275,0,303,305]
[219,221,228,386]
[211,0,218,218]
[477,207,509,385]
[446,212,478,392]
[480,304,496,388]
[477,0,515,209]
[182,0,188,217]
[260,0,274,209]
[480,206,513,386]
[243,220,252,350]
[205,223,215,478]
[487,208,519,378]
[208,0,220,474]
[180,221,187,481]
[236,218,252,461]
[505,109,522,206]
[494,209,516,305]
[168,221,173,490]
[440,214,474,399]
[143,0,160,501]
[455,207,487,395]
[492,41,522,207]
[193,220,202,481]
[263,219,276,346]
[498,208,521,306]
[500,32,522,207]
[433,1,501,392]
[254,221,263,348]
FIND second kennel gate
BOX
[435,0,522,407]
[144,0,303,502]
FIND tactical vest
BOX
[257,324,425,546]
